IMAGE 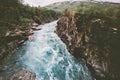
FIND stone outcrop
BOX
[56,9,120,80]
[0,68,37,80]
[0,22,39,60]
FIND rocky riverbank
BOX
[0,68,37,80]
[0,22,39,61]
[0,23,40,80]
[56,9,120,80]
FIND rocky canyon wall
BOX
[56,9,120,80]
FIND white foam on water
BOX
[19,21,92,80]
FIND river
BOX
[0,21,92,80]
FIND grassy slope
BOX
[45,1,120,12]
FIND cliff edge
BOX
[56,9,120,80]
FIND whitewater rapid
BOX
[0,21,92,80]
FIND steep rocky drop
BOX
[56,9,120,80]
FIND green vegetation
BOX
[0,0,60,60]
[0,0,60,36]
[55,3,120,79]
[45,1,120,12]
[75,5,120,79]
[76,5,120,18]
[75,4,120,36]
[45,1,80,12]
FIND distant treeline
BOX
[0,0,60,34]
[76,4,120,20]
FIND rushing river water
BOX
[0,21,92,80]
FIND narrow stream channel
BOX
[0,21,92,80]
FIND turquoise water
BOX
[0,21,92,80]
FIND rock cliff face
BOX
[0,68,37,80]
[56,9,120,80]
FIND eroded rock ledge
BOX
[56,9,120,80]
[0,68,37,80]
[0,22,39,61]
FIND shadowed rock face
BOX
[0,68,37,80]
[56,9,120,80]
